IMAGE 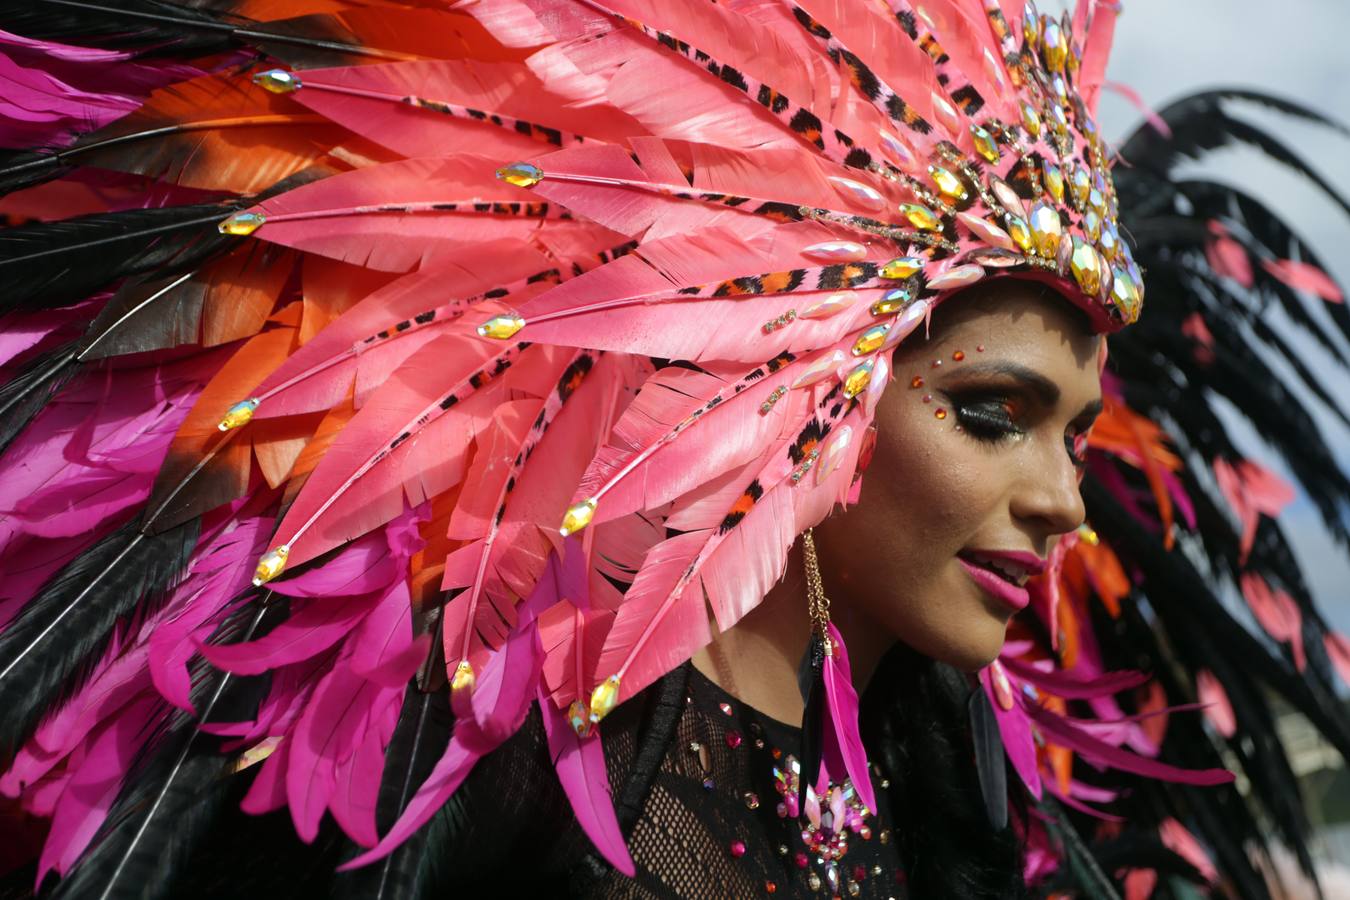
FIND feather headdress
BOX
[1,0,1347,895]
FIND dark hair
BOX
[862,644,1028,899]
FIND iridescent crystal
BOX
[852,325,889,356]
[926,264,985,291]
[253,68,301,94]
[802,241,868,262]
[1069,237,1102,296]
[928,165,968,202]
[1042,18,1067,72]
[589,675,622,724]
[878,129,917,167]
[962,247,1024,268]
[568,699,592,737]
[799,292,854,319]
[792,349,845,388]
[1028,202,1062,258]
[1082,208,1102,241]
[218,397,259,431]
[1048,103,1070,139]
[496,162,543,188]
[956,212,1015,251]
[871,289,910,316]
[559,497,597,536]
[1050,74,1068,105]
[476,313,525,340]
[990,660,1016,711]
[880,256,923,279]
[842,360,874,399]
[1019,100,1041,139]
[1006,215,1033,253]
[1042,160,1065,203]
[989,177,1025,218]
[970,123,1001,163]
[1110,265,1141,322]
[1070,165,1091,207]
[1022,3,1040,46]
[218,211,265,236]
[451,660,476,695]
[1087,187,1105,215]
[829,176,886,212]
[898,203,942,231]
[1056,232,1073,274]
[817,426,853,484]
[1098,221,1119,261]
[252,545,289,586]
[931,92,962,134]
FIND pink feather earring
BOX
[798,529,877,815]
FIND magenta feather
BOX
[979,665,1041,798]
[820,623,875,813]
[999,657,1150,700]
[539,687,635,875]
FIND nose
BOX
[1009,440,1086,538]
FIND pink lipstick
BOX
[956,549,1045,612]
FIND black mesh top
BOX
[448,663,909,898]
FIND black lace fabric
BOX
[451,664,908,898]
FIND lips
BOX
[957,549,1046,613]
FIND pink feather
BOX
[820,623,875,813]
[539,688,635,875]
[1027,704,1233,785]
[1195,669,1237,738]
[1261,257,1344,303]
[981,666,1041,798]
[204,595,381,676]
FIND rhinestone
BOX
[1042,160,1065,204]
[1022,4,1040,46]
[934,408,947,420]
[1019,100,1041,139]
[802,241,868,262]
[848,881,862,897]
[477,314,525,340]
[765,881,777,894]
[878,129,917,167]
[1028,202,1062,258]
[970,123,1001,163]
[880,255,924,280]
[1070,165,1092,207]
[450,659,475,694]
[871,289,910,316]
[1006,215,1032,253]
[989,177,1025,217]
[792,349,845,388]
[1082,208,1102,241]
[252,545,289,586]
[952,350,965,361]
[796,852,810,869]
[1110,265,1141,322]
[931,91,963,133]
[928,165,968,202]
[881,299,929,349]
[963,247,1024,269]
[726,730,743,749]
[559,497,597,535]
[898,203,942,231]
[588,675,621,723]
[956,212,1015,251]
[495,162,543,188]
[990,660,1016,710]
[1056,231,1073,274]
[218,397,259,431]
[1069,237,1102,296]
[702,777,716,790]
[842,360,874,398]
[745,792,760,810]
[799,292,854,320]
[925,263,985,291]
[807,872,822,891]
[1051,74,1069,106]
[253,68,301,93]
[729,840,746,858]
[829,176,886,212]
[568,700,591,737]
[218,211,265,236]
[1099,221,1120,261]
[719,702,733,715]
[1087,187,1105,215]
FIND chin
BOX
[917,616,1010,672]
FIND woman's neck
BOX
[691,543,895,724]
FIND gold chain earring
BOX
[801,528,833,656]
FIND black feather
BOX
[1040,798,1122,900]
[48,601,270,900]
[0,204,238,315]
[0,518,198,755]
[330,688,454,900]
[967,684,1007,830]
[0,0,238,55]
[796,633,825,809]
[0,340,79,455]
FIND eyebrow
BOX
[946,361,1104,421]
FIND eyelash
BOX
[950,394,1088,467]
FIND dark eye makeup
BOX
[943,383,1095,469]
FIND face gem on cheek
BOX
[952,350,965,361]
[934,408,947,420]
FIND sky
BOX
[1083,0,1350,634]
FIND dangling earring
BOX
[798,529,877,814]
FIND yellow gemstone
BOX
[1019,101,1041,139]
[1098,223,1119,261]
[1006,215,1032,253]
[880,256,923,280]
[1042,161,1065,204]
[927,165,968,202]
[842,359,874,398]
[871,289,910,316]
[1050,74,1068,105]
[218,212,265,236]
[589,674,622,724]
[1110,266,1141,322]
[1088,187,1106,215]
[1022,4,1040,46]
[252,545,289,586]
[1042,18,1067,72]
[852,325,889,356]
[1069,237,1102,296]
[495,162,543,188]
[970,124,1001,163]
[1071,165,1091,207]
[476,314,525,340]
[451,660,476,695]
[218,398,259,432]
[1082,208,1102,241]
[559,497,597,536]
[252,68,301,94]
[568,699,592,737]
[1026,202,1058,259]
[1077,523,1100,545]
[898,203,942,231]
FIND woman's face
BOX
[816,280,1103,672]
